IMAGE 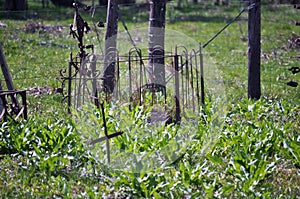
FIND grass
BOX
[0,1,300,198]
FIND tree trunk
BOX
[248,0,261,99]
[214,0,221,5]
[99,0,108,6]
[102,0,119,94]
[223,0,230,6]
[51,0,74,7]
[5,0,27,11]
[148,0,166,87]
[177,0,182,7]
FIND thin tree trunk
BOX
[248,0,261,99]
[5,0,27,11]
[102,0,119,93]
[99,0,108,6]
[148,0,166,87]
[223,0,230,6]
[214,0,220,5]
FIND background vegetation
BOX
[0,0,299,198]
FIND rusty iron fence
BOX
[0,90,27,121]
[59,45,205,124]
[58,3,205,124]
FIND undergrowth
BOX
[1,98,299,198]
[0,1,299,198]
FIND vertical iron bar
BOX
[73,58,79,109]
[199,46,205,105]
[91,53,97,103]
[68,53,72,114]
[190,57,195,112]
[117,53,120,100]
[77,57,84,108]
[100,102,110,164]
[180,56,184,112]
[194,50,200,112]
[139,50,143,106]
[94,89,99,109]
[22,91,27,120]
[174,53,181,124]
[151,53,154,106]
[185,55,189,109]
[2,95,7,121]
[81,59,87,105]
[0,82,3,114]
[129,53,132,111]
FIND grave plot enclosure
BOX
[60,46,205,123]
[59,2,205,124]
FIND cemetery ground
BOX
[0,1,300,198]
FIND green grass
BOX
[0,1,300,198]
[1,97,299,198]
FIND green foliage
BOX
[0,118,91,173]
[0,1,300,198]
[1,97,299,198]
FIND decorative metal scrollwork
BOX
[0,90,27,121]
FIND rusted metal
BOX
[174,51,181,124]
[60,3,205,119]
[67,53,73,114]
[90,131,124,145]
[59,53,79,112]
[70,2,90,59]
[90,102,124,164]
[60,3,98,111]
[0,90,27,121]
[189,51,195,112]
[176,46,189,113]
[60,5,205,123]
[128,47,148,109]
[63,6,125,162]
[191,49,200,111]
[0,44,24,119]
[199,46,205,105]
[60,48,205,123]
[0,44,15,91]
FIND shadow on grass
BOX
[0,1,248,24]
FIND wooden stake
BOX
[199,45,205,105]
[248,0,261,99]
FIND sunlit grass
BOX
[0,1,299,198]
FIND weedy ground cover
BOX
[0,1,300,198]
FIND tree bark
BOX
[148,0,166,87]
[102,0,119,93]
[5,0,27,11]
[99,0,108,6]
[248,0,261,99]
